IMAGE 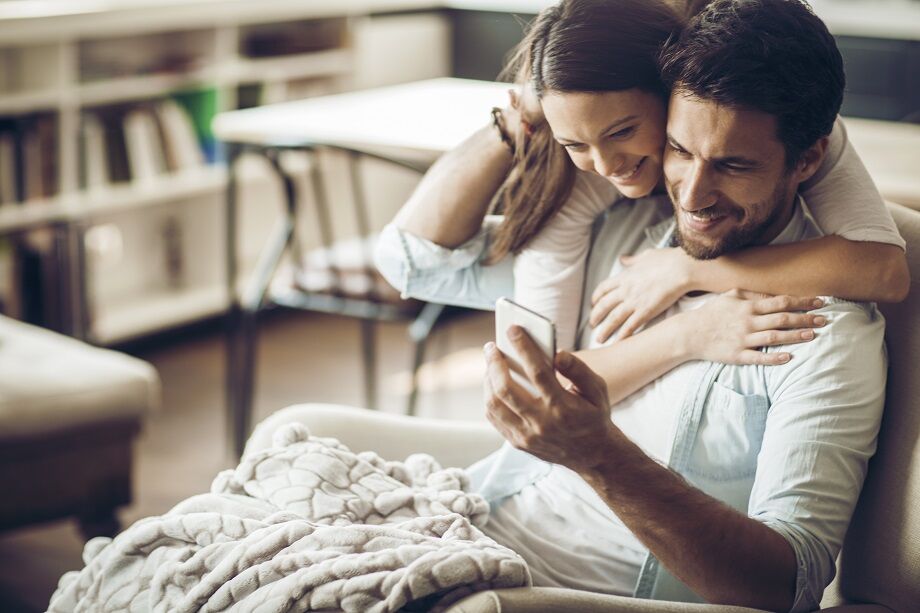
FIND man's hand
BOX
[484,325,615,471]
[485,331,797,612]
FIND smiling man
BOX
[476,1,887,611]
[665,101,812,260]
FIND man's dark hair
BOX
[659,0,845,168]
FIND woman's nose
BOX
[593,150,627,178]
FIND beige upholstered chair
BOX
[246,203,920,612]
[0,316,159,538]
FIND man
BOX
[472,1,886,611]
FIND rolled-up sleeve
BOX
[373,219,513,311]
[751,299,887,612]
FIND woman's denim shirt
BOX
[374,201,887,612]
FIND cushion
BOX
[0,316,159,439]
[837,203,920,612]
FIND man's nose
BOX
[679,163,717,211]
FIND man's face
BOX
[663,91,799,259]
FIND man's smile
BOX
[682,208,730,234]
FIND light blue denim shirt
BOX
[374,199,887,612]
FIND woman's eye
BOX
[563,143,587,152]
[609,126,636,139]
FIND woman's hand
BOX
[504,84,544,140]
[590,248,694,342]
[676,290,827,365]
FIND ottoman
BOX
[0,316,159,538]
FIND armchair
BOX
[244,203,920,612]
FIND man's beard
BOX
[668,180,792,260]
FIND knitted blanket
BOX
[47,424,530,612]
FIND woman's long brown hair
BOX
[486,0,685,264]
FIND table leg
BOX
[225,143,246,458]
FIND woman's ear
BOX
[793,136,829,184]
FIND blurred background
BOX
[0,0,918,610]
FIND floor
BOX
[0,308,493,612]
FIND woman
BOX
[376,0,907,401]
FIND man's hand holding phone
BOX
[484,321,616,472]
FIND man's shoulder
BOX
[764,296,886,386]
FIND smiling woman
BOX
[486,0,681,263]
[540,90,666,198]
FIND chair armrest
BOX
[244,403,504,467]
[445,588,767,613]
[819,607,893,613]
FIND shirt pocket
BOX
[684,382,769,482]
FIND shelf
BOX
[90,283,229,344]
[226,48,354,85]
[76,68,218,106]
[0,197,67,233]
[0,89,59,115]
[0,2,453,344]
[0,168,227,231]
[66,166,228,219]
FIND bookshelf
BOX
[0,3,450,343]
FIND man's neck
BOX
[752,191,798,247]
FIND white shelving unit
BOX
[0,2,450,344]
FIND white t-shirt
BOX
[513,118,906,350]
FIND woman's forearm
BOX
[688,236,910,303]
[396,124,512,248]
[575,315,692,405]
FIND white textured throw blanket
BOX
[48,424,530,612]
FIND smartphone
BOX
[495,297,557,387]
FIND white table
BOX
[213,77,509,158]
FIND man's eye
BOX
[667,143,690,157]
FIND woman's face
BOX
[540,88,668,198]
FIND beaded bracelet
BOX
[490,107,515,154]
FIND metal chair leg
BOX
[235,306,259,457]
[406,302,447,416]
[407,338,426,417]
[360,318,377,410]
[225,304,244,458]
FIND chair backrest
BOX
[836,203,920,611]
[296,145,428,303]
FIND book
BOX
[0,130,16,205]
[35,113,58,198]
[156,98,205,170]
[81,112,110,189]
[124,106,167,183]
[97,105,132,184]
[171,88,218,163]
[21,117,43,201]
[0,237,22,319]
